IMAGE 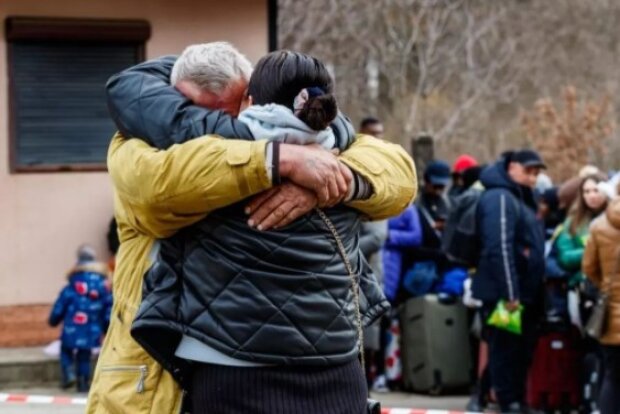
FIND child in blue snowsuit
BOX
[49,261,111,392]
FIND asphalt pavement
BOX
[0,386,469,413]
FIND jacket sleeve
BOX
[359,221,388,257]
[340,135,417,220]
[108,133,272,239]
[105,56,254,149]
[478,191,520,301]
[583,230,602,288]
[49,288,69,327]
[331,111,356,151]
[385,207,423,248]
[556,225,584,272]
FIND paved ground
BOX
[0,386,469,413]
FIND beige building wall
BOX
[0,0,268,307]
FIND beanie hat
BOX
[452,155,478,174]
[77,244,96,264]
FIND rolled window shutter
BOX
[10,41,140,167]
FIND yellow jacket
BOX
[86,133,416,414]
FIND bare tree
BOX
[522,86,614,182]
[279,0,620,173]
[279,1,528,147]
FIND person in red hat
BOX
[449,154,479,202]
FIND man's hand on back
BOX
[246,182,318,231]
[245,144,355,231]
[278,144,353,207]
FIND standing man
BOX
[360,116,385,139]
[473,149,546,414]
[410,160,452,272]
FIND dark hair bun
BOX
[297,94,338,131]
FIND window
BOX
[6,17,150,172]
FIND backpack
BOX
[441,188,483,267]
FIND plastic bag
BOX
[487,300,523,335]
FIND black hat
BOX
[424,160,451,186]
[512,149,546,169]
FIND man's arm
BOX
[106,56,356,150]
[106,56,254,148]
[109,133,351,239]
[340,135,417,220]
[479,191,520,302]
[246,134,417,230]
[108,133,271,239]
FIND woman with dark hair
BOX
[556,175,609,287]
[130,50,389,414]
[234,51,340,150]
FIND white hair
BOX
[170,42,253,93]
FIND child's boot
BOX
[61,368,76,390]
[77,376,90,393]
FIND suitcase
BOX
[399,295,472,394]
[527,327,582,411]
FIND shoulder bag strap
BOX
[417,204,442,240]
[314,208,365,369]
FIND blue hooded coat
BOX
[472,160,545,305]
[49,263,111,350]
[382,205,423,301]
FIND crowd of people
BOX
[359,121,620,413]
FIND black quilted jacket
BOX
[131,202,389,386]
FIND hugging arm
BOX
[105,56,356,149]
[247,135,418,230]
[105,56,254,148]
[108,133,272,239]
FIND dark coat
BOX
[411,193,450,267]
[472,161,545,305]
[131,203,389,385]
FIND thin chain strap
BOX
[314,208,365,369]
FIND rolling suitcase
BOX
[399,295,472,394]
[527,326,582,411]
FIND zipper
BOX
[100,365,147,393]
[178,389,188,414]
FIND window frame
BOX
[5,17,150,173]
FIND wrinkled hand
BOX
[246,182,318,231]
[504,300,521,313]
[279,144,353,207]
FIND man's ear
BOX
[175,79,200,102]
[248,95,253,106]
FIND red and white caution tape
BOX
[0,392,476,414]
[0,393,87,405]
